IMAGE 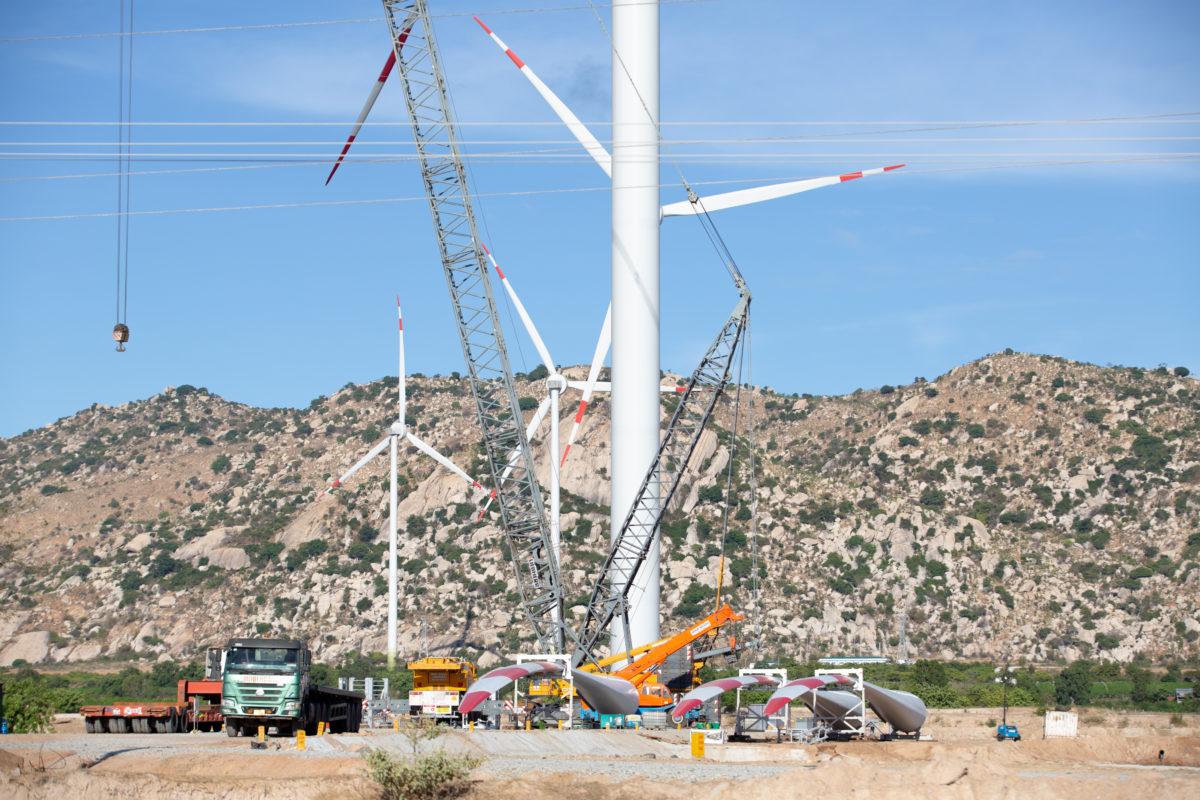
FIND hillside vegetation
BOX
[1,352,1197,671]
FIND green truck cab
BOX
[220,637,363,737]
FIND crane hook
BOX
[113,323,130,352]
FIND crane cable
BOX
[112,0,134,351]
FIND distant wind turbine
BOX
[316,297,486,669]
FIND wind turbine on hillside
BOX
[316,297,487,669]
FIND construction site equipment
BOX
[532,605,743,715]
[407,656,476,721]
[571,283,750,669]
[997,723,1021,741]
[344,1,750,674]
[112,323,129,352]
[81,679,223,734]
[379,0,566,655]
[221,638,362,737]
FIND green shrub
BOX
[362,747,482,800]
[919,488,946,509]
[210,455,231,474]
[4,678,56,733]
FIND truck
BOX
[81,679,224,734]
[220,637,363,737]
[407,656,476,722]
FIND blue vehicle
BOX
[997,724,1021,741]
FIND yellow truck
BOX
[407,656,477,721]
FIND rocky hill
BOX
[1,352,1197,671]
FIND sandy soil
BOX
[1,708,1196,799]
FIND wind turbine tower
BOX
[609,0,662,655]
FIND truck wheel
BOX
[84,718,95,734]
[226,722,239,737]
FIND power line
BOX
[6,153,1196,183]
[3,154,1192,223]
[4,150,1196,160]
[0,1,712,43]
[2,112,1197,127]
[6,136,1199,147]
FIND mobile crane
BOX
[337,1,752,680]
[529,605,743,718]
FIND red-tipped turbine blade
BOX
[660,164,905,217]
[316,436,390,499]
[474,16,611,178]
[480,242,556,374]
[561,304,611,468]
[324,44,404,185]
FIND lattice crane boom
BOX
[571,282,751,668]
[380,0,567,653]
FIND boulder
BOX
[0,630,50,666]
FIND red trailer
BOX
[82,679,223,733]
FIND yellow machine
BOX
[407,656,477,720]
[529,605,742,710]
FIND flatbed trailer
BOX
[81,679,224,733]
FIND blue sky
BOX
[1,0,1197,439]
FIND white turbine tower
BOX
[476,11,903,655]
[316,298,486,669]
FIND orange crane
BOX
[531,605,742,710]
[605,604,741,708]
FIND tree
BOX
[919,488,946,509]
[1054,660,1092,706]
[1175,366,1190,377]
[209,455,231,474]
[912,659,949,687]
[4,678,56,733]
[1129,667,1152,704]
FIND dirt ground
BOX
[1,707,1197,799]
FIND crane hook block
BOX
[113,323,130,352]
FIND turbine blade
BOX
[317,436,390,499]
[405,432,483,490]
[561,304,610,467]
[660,164,905,218]
[474,16,611,178]
[566,380,611,392]
[397,295,406,426]
[477,396,552,520]
[480,242,555,373]
[325,50,397,185]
